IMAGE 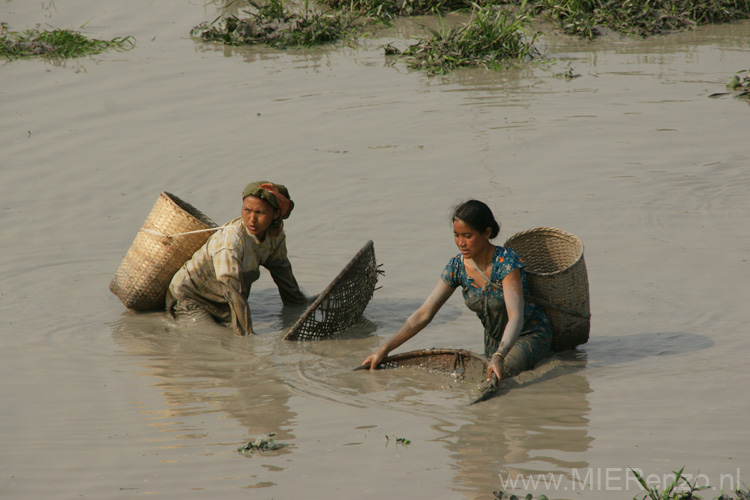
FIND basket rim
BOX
[504,226,584,277]
[284,240,375,341]
[355,347,494,403]
[160,191,218,229]
[355,347,487,371]
[377,347,485,366]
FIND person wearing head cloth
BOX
[166,181,306,335]
[362,200,553,384]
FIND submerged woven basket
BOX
[110,192,217,311]
[284,241,381,340]
[360,348,488,385]
[504,227,590,352]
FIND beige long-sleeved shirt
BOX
[166,217,305,334]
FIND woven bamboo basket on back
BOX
[504,227,590,352]
[284,241,382,340]
[110,192,217,311]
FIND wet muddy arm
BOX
[490,269,524,379]
[213,244,254,335]
[218,279,254,335]
[264,233,306,305]
[364,280,455,369]
[265,257,306,305]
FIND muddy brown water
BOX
[2,1,749,499]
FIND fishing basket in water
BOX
[284,241,382,340]
[355,348,497,404]
[109,191,217,311]
[504,227,591,352]
[358,348,488,384]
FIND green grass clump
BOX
[385,434,412,445]
[725,68,750,90]
[320,0,470,21]
[191,0,361,48]
[236,433,282,453]
[385,2,539,74]
[512,0,750,39]
[0,23,134,60]
[630,466,708,500]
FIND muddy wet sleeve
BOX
[266,257,306,305]
[264,237,305,305]
[218,281,252,335]
[212,234,254,335]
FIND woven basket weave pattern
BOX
[504,227,590,352]
[110,192,217,311]
[376,348,488,384]
[285,241,380,340]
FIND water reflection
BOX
[42,0,58,19]
[108,284,381,455]
[300,344,595,499]
[110,302,712,498]
[191,37,336,67]
[374,332,713,499]
[543,21,750,63]
[445,352,593,499]
[110,310,299,451]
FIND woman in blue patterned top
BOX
[362,200,553,383]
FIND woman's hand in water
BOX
[362,348,389,370]
[487,355,503,382]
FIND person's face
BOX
[453,219,491,259]
[242,196,278,239]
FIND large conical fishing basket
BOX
[359,348,488,384]
[504,227,590,352]
[284,241,381,340]
[110,192,217,311]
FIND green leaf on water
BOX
[237,432,282,453]
[727,75,741,90]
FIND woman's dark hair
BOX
[451,200,500,239]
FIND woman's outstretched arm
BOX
[362,280,455,370]
[487,268,524,381]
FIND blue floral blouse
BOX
[441,246,552,358]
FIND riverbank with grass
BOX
[6,1,750,68]
[516,0,750,39]
[383,3,539,74]
[188,0,750,73]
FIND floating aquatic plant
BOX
[708,69,750,103]
[630,466,709,500]
[385,3,539,74]
[493,492,549,500]
[726,68,750,95]
[191,0,361,48]
[0,22,134,60]
[236,433,282,453]
[385,434,411,445]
